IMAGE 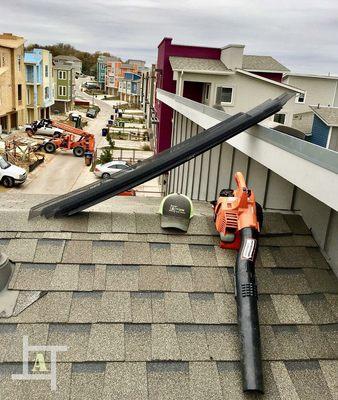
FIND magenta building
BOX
[155,37,289,153]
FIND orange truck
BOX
[42,121,95,157]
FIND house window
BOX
[45,65,49,77]
[273,113,286,124]
[58,85,67,97]
[45,87,50,99]
[295,92,306,103]
[18,84,22,101]
[204,84,210,102]
[0,53,6,67]
[216,86,233,104]
[17,55,21,71]
[58,70,67,80]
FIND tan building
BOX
[282,73,338,133]
[0,33,27,133]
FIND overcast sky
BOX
[1,0,338,74]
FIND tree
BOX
[25,43,119,76]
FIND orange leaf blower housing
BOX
[213,172,262,250]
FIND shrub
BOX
[142,144,151,151]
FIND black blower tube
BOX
[235,227,263,393]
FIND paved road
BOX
[9,80,160,196]
[16,81,116,195]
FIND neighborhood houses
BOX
[0,10,337,398]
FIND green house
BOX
[52,60,74,113]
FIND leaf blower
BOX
[212,171,264,393]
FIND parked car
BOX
[86,108,98,118]
[0,156,27,187]
[94,160,131,179]
[25,119,63,137]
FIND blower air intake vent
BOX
[241,283,257,298]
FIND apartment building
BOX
[24,48,54,122]
[118,72,141,104]
[0,33,27,133]
[53,55,82,76]
[154,38,302,153]
[52,60,74,113]
[282,73,338,134]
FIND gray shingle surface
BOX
[70,363,105,400]
[87,323,124,361]
[123,242,151,264]
[50,264,79,291]
[62,240,93,264]
[151,324,180,360]
[92,241,123,264]
[189,362,223,400]
[139,265,170,291]
[48,324,90,362]
[106,264,139,291]
[0,204,337,399]
[34,239,65,263]
[6,239,37,262]
[243,55,289,72]
[125,324,152,361]
[170,56,229,73]
[147,361,190,400]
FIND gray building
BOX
[53,55,82,75]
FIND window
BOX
[45,65,49,77]
[17,55,21,71]
[18,84,22,102]
[58,85,67,97]
[295,92,306,103]
[216,86,233,104]
[273,113,286,124]
[58,70,67,80]
[204,84,210,101]
[45,86,49,99]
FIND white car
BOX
[0,156,27,187]
[94,160,131,179]
[25,119,63,137]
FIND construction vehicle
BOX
[42,121,95,157]
[213,172,263,392]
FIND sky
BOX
[1,0,338,75]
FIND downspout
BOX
[179,70,184,96]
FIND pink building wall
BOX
[155,38,220,153]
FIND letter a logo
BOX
[32,353,48,372]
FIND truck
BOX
[0,156,27,188]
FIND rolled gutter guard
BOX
[30,93,293,218]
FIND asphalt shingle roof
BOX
[242,55,290,72]
[0,195,337,399]
[310,106,338,127]
[169,56,230,73]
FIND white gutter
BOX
[157,88,338,211]
[172,69,234,76]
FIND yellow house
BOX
[0,33,27,132]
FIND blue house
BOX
[24,50,42,121]
[118,72,141,103]
[309,106,338,151]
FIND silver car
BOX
[94,160,131,179]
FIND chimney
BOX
[220,44,245,70]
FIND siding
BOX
[310,115,329,147]
[167,109,338,275]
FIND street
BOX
[8,78,161,196]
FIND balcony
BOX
[157,88,338,274]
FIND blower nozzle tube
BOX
[235,227,263,393]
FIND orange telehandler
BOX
[42,120,95,157]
